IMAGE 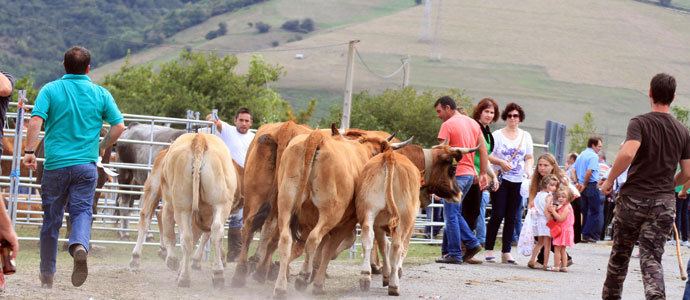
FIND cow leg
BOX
[388,225,403,296]
[192,230,209,271]
[359,213,376,292]
[312,218,357,295]
[130,186,161,270]
[232,205,270,287]
[116,193,133,240]
[272,211,294,299]
[374,227,391,287]
[371,241,382,275]
[211,208,227,289]
[294,218,335,292]
[161,203,179,271]
[176,210,193,287]
[254,220,280,284]
[252,214,277,271]
[332,230,355,260]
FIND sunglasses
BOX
[507,113,520,119]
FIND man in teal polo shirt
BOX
[23,46,125,288]
[574,136,603,243]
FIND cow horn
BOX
[449,142,481,154]
[439,138,449,146]
[330,123,340,136]
[390,136,414,150]
[386,132,397,141]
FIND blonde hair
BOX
[529,153,566,201]
[555,185,573,203]
[540,174,559,191]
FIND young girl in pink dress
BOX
[548,185,574,272]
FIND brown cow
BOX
[272,129,410,298]
[356,148,421,296]
[158,133,239,288]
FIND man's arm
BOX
[477,134,489,189]
[205,114,223,133]
[100,123,125,156]
[0,72,13,97]
[0,197,18,260]
[601,140,641,194]
[675,159,690,188]
[22,116,44,171]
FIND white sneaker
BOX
[684,241,690,248]
[667,240,676,246]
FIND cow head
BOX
[422,140,479,204]
[357,136,414,157]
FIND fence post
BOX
[402,55,410,88]
[341,40,359,131]
[8,90,27,227]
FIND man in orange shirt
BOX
[434,96,490,264]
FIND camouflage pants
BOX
[602,194,675,300]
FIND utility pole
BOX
[402,55,410,88]
[341,40,359,130]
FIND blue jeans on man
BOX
[441,175,481,261]
[228,208,243,228]
[581,182,602,241]
[475,191,490,244]
[40,163,98,276]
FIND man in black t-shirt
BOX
[601,73,690,300]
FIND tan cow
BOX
[272,128,410,298]
[158,133,239,288]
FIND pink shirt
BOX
[438,114,481,177]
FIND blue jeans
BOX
[513,196,527,243]
[40,163,98,276]
[228,208,243,228]
[684,258,690,299]
[485,180,522,253]
[475,191,490,244]
[676,192,689,242]
[581,182,602,240]
[441,175,479,260]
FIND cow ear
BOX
[330,123,340,136]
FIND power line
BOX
[354,47,407,79]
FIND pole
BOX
[402,55,410,88]
[341,40,359,131]
[9,90,27,227]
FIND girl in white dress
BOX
[527,174,558,270]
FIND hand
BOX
[523,172,531,180]
[99,147,106,157]
[478,173,489,190]
[576,183,584,193]
[0,226,18,261]
[680,190,688,199]
[491,176,499,192]
[23,153,37,172]
[601,179,613,195]
[497,159,512,172]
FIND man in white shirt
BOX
[206,108,255,262]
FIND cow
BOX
[114,123,185,239]
[157,133,239,288]
[129,148,245,272]
[271,128,411,298]
[356,148,420,296]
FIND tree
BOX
[299,18,314,33]
[319,87,472,148]
[281,20,300,31]
[567,112,597,153]
[660,0,672,7]
[286,99,317,124]
[255,22,271,33]
[672,105,690,128]
[100,50,293,127]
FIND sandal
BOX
[527,261,543,269]
[560,267,568,273]
[485,257,496,263]
[544,266,560,272]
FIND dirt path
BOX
[1,242,688,299]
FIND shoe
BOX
[71,244,88,287]
[436,256,463,265]
[527,261,543,269]
[560,267,569,273]
[485,256,496,263]
[684,241,690,248]
[465,258,483,264]
[667,240,676,246]
[544,266,560,272]
[462,245,482,262]
[39,273,53,289]
[567,258,574,267]
[501,255,518,265]
[582,238,597,243]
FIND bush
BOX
[299,18,314,33]
[660,0,672,6]
[271,40,279,47]
[248,22,253,27]
[281,20,300,31]
[255,21,271,33]
[415,0,423,4]
[205,22,228,40]
[205,31,218,40]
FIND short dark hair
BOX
[500,102,525,122]
[472,98,499,123]
[587,137,602,148]
[434,96,456,110]
[235,107,252,119]
[63,46,91,75]
[650,73,676,105]
[568,152,578,161]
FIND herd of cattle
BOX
[2,120,479,298]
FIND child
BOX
[548,185,575,272]
[527,174,559,271]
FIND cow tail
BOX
[294,130,323,214]
[192,134,210,232]
[384,152,400,233]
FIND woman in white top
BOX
[484,102,534,264]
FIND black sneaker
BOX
[462,245,482,262]
[39,273,53,289]
[436,256,463,264]
[71,245,88,287]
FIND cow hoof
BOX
[158,248,168,261]
[166,257,179,271]
[268,262,280,281]
[294,276,309,291]
[118,232,132,240]
[212,271,224,290]
[371,264,382,275]
[312,283,325,295]
[388,285,400,296]
[178,278,191,288]
[273,288,287,299]
[252,269,267,283]
[231,264,248,287]
[145,233,155,242]
[359,278,371,292]
[382,277,389,287]
[192,260,201,270]
[129,259,140,271]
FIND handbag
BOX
[546,219,561,238]
[517,210,535,256]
